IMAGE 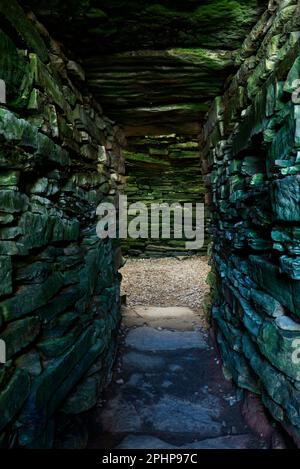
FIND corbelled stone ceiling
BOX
[24,1,268,135]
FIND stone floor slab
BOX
[126,326,208,351]
[117,434,258,449]
[87,305,274,449]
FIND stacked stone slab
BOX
[0,1,125,448]
[201,0,300,445]
[122,135,207,257]
[24,0,266,137]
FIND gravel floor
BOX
[120,255,211,315]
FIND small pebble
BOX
[120,257,210,329]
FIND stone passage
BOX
[1,0,300,450]
[87,258,284,449]
[88,303,281,449]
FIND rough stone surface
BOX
[0,0,298,450]
[126,325,208,351]
[122,135,207,256]
[0,1,124,448]
[201,0,300,446]
[24,0,267,135]
[116,434,264,450]
[87,303,276,449]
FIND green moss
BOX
[193,0,257,24]
[0,0,48,62]
[89,26,118,37]
[123,150,170,166]
[137,103,210,112]
[85,8,107,19]
[140,1,257,27]
[144,4,182,19]
[170,48,234,68]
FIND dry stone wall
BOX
[123,135,207,257]
[0,2,125,448]
[201,0,300,445]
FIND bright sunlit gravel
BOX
[120,256,210,315]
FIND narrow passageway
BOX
[1,1,300,452]
[87,258,279,449]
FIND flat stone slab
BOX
[117,434,258,449]
[88,305,273,449]
[123,351,166,371]
[126,327,208,351]
[135,306,197,319]
[100,393,222,437]
[123,306,205,330]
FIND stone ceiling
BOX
[24,0,268,136]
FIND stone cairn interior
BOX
[0,0,300,449]
[122,135,207,257]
